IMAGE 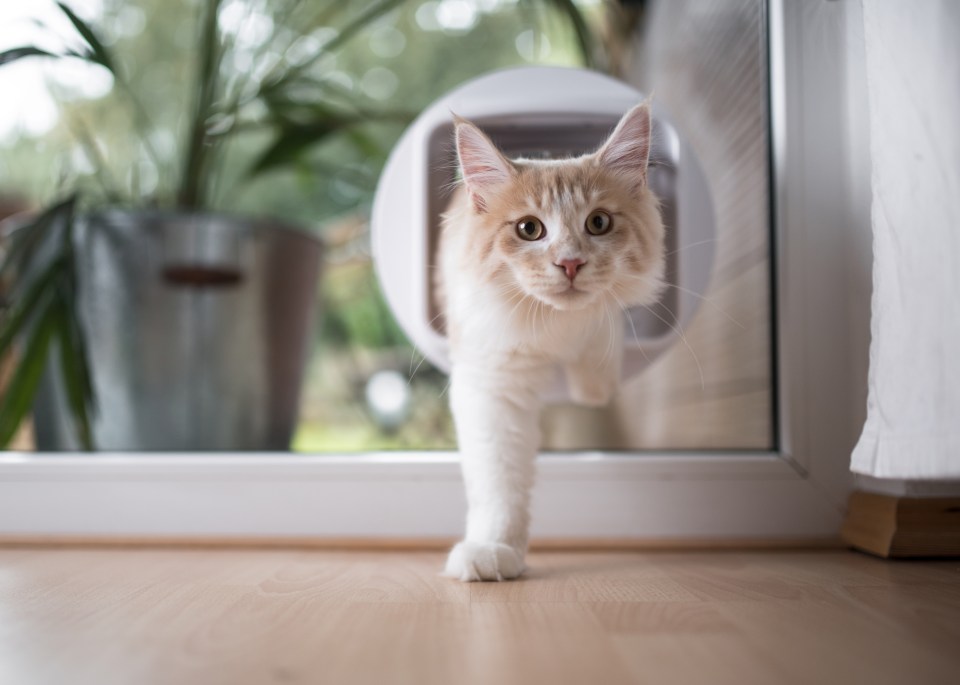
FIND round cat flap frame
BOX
[372,66,715,400]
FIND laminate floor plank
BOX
[0,549,957,684]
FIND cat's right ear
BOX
[596,102,652,191]
[454,115,513,213]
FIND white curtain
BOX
[851,1,960,478]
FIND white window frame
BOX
[0,1,865,544]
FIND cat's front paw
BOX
[443,541,526,582]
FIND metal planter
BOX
[34,210,323,451]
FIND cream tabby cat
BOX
[439,103,664,581]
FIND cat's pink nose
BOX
[556,258,586,281]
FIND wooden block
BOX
[841,491,960,558]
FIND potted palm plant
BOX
[0,0,417,450]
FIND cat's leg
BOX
[564,312,623,407]
[444,363,546,582]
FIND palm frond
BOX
[0,197,94,450]
[56,1,116,73]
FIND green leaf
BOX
[0,257,67,361]
[0,295,59,448]
[68,118,124,201]
[0,46,59,67]
[52,290,94,450]
[258,0,408,94]
[1,194,95,449]
[247,99,404,176]
[551,0,595,67]
[343,127,384,161]
[67,303,96,411]
[0,195,76,287]
[320,0,408,55]
[519,0,595,67]
[56,1,115,74]
[248,121,345,175]
[176,0,225,209]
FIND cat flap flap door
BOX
[371,66,715,400]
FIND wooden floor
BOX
[1,549,958,685]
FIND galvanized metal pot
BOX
[34,210,323,451]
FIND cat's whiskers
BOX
[622,273,745,329]
[608,302,619,369]
[408,306,459,382]
[439,178,464,197]
[496,280,527,298]
[503,287,532,327]
[600,300,617,368]
[439,279,533,359]
[533,299,545,349]
[527,299,539,347]
[662,238,719,259]
[636,301,705,391]
[438,377,452,398]
[609,291,651,365]
[409,345,418,377]
[409,352,430,385]
[540,300,554,348]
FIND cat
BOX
[437,102,665,582]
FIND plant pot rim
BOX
[85,207,324,248]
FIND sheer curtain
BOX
[851,0,960,478]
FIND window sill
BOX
[0,451,842,542]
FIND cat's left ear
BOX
[454,115,514,213]
[596,102,652,190]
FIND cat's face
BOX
[454,104,665,312]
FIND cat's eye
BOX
[586,210,613,236]
[516,216,545,241]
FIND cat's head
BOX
[453,103,665,312]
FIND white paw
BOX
[443,541,526,582]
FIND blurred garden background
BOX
[0,0,639,451]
